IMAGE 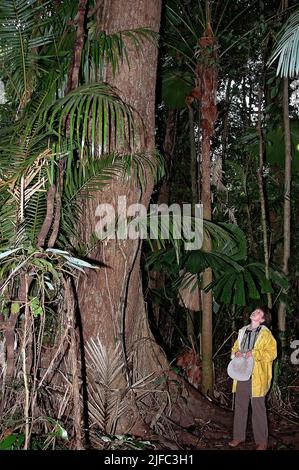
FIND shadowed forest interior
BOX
[0,0,298,451]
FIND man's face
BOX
[250,309,265,324]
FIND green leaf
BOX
[269,9,299,77]
[46,83,135,158]
[243,270,260,300]
[162,68,193,109]
[211,273,230,299]
[0,433,25,450]
[56,424,68,440]
[0,248,21,260]
[219,274,236,304]
[217,222,247,261]
[248,264,273,294]
[185,250,208,274]
[63,255,97,269]
[30,297,43,317]
[45,248,70,255]
[234,274,246,306]
[11,302,20,315]
[269,268,289,290]
[265,123,299,172]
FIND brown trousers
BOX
[233,379,268,445]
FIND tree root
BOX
[167,370,233,430]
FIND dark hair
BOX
[256,305,272,327]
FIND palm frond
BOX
[59,155,125,245]
[23,186,47,243]
[207,262,273,306]
[145,218,246,266]
[85,336,126,435]
[83,27,157,82]
[183,249,243,276]
[0,0,55,102]
[122,152,165,190]
[0,188,17,247]
[203,221,247,261]
[45,83,136,159]
[269,8,299,77]
[85,336,155,437]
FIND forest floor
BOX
[153,408,299,451]
[199,413,299,450]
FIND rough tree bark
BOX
[77,0,165,437]
[77,0,232,443]
[196,22,218,396]
[67,0,89,92]
[186,105,199,344]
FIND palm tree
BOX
[269,6,299,78]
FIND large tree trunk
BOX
[76,0,231,444]
[77,0,165,437]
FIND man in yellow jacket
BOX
[228,306,277,450]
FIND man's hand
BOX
[246,351,253,358]
[235,351,243,358]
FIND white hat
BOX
[227,355,254,381]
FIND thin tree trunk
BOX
[67,0,89,92]
[244,159,258,258]
[65,279,84,450]
[159,109,176,205]
[201,269,213,395]
[187,105,198,343]
[201,108,213,396]
[278,77,291,350]
[22,275,30,450]
[257,87,272,309]
[220,78,231,171]
[189,106,197,207]
[150,108,176,330]
[242,76,257,257]
[242,76,248,125]
[197,23,218,396]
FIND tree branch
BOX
[37,184,56,248]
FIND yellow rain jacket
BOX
[231,325,277,397]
